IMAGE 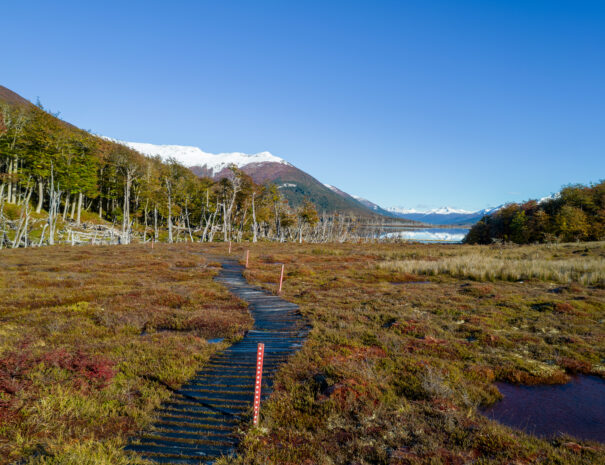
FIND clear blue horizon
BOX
[3,1,604,211]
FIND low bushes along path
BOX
[125,257,310,464]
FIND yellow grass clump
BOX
[378,241,605,285]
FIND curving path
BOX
[126,258,310,464]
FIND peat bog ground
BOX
[0,241,604,464]
[228,241,605,465]
[0,244,251,464]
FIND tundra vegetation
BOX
[226,241,604,465]
[0,244,252,464]
[0,241,603,464]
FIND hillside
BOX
[0,85,32,107]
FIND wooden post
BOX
[252,342,265,426]
[278,264,284,293]
[151,239,154,249]
[228,240,232,254]
[245,249,250,268]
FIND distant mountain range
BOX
[113,140,394,218]
[386,206,502,225]
[109,141,499,225]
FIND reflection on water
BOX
[482,375,605,442]
[381,228,469,243]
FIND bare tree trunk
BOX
[185,203,194,242]
[154,205,158,241]
[11,157,18,203]
[143,199,149,242]
[164,177,173,243]
[76,192,83,225]
[36,180,44,213]
[222,202,228,242]
[122,173,132,244]
[63,195,70,221]
[48,168,61,246]
[38,224,48,247]
[252,192,258,243]
[70,196,76,220]
[167,195,173,243]
[6,159,13,204]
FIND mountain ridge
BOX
[112,139,384,217]
[386,206,502,225]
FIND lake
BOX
[381,227,469,243]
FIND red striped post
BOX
[245,249,250,268]
[252,342,265,426]
[278,264,284,293]
[228,241,232,254]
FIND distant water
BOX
[381,228,468,243]
[482,375,605,442]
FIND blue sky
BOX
[3,0,604,210]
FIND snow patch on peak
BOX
[108,138,290,175]
[388,206,475,215]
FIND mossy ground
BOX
[218,241,605,465]
[0,243,252,464]
[1,241,603,464]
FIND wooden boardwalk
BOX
[125,258,310,464]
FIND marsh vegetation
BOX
[0,244,251,464]
[233,241,604,464]
[0,241,603,464]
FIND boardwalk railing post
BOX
[253,342,265,426]
[278,264,284,293]
[245,249,250,268]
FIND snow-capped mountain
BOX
[387,206,501,225]
[389,206,475,215]
[111,140,291,176]
[110,139,382,216]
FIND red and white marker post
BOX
[278,264,284,293]
[228,241,232,254]
[252,342,265,426]
[245,249,250,268]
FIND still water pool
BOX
[482,375,605,442]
